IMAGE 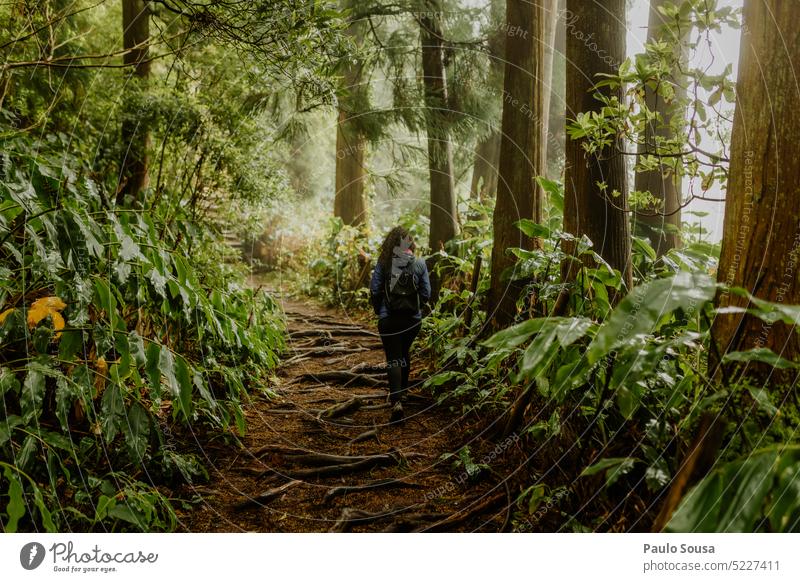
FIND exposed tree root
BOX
[413,491,506,532]
[290,371,385,386]
[261,453,399,480]
[317,396,362,419]
[233,480,302,510]
[289,328,378,339]
[380,513,451,532]
[349,427,380,444]
[322,479,426,504]
[328,506,423,533]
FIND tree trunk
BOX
[419,5,458,251]
[540,0,559,177]
[118,0,150,205]
[711,0,800,384]
[546,0,566,176]
[334,20,368,227]
[486,0,553,329]
[468,0,505,205]
[469,130,501,201]
[633,0,689,256]
[562,0,632,293]
[655,0,800,531]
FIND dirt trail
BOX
[178,296,513,532]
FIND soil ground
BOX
[177,291,515,532]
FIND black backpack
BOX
[385,261,419,315]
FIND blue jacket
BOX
[370,257,431,319]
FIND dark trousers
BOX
[378,315,421,403]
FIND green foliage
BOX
[302,217,379,308]
[668,446,800,532]
[0,135,283,531]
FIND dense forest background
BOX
[2,0,800,533]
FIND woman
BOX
[370,226,431,423]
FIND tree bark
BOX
[419,4,458,251]
[655,0,800,531]
[563,0,632,292]
[118,0,150,205]
[546,0,566,175]
[334,20,368,227]
[711,0,800,384]
[540,0,559,177]
[633,0,689,255]
[486,0,553,329]
[469,130,501,201]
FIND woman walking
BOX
[370,226,431,423]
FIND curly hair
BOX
[378,226,414,272]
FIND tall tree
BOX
[118,0,151,205]
[655,0,800,531]
[470,131,501,202]
[633,0,690,255]
[419,3,458,251]
[712,0,800,381]
[468,0,504,204]
[471,0,559,204]
[334,19,368,227]
[486,0,553,328]
[563,0,632,291]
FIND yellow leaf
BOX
[0,308,14,325]
[94,357,107,397]
[27,296,67,338]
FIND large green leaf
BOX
[484,318,549,350]
[581,457,638,488]
[20,368,45,423]
[723,347,800,369]
[587,271,716,364]
[123,402,150,459]
[158,347,179,402]
[100,383,125,444]
[518,318,593,380]
[515,219,552,239]
[3,467,25,532]
[666,447,790,532]
[174,354,194,418]
[144,342,161,393]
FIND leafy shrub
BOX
[0,135,283,531]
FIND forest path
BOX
[178,292,512,532]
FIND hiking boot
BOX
[390,401,404,424]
